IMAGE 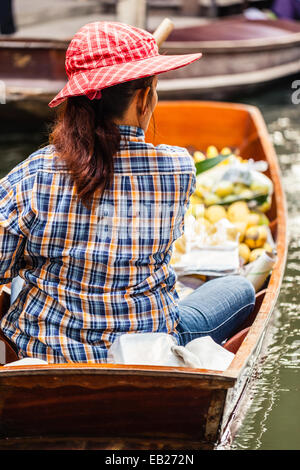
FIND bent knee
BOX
[222,275,256,306]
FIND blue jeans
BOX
[177,275,255,346]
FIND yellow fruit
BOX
[239,189,254,200]
[247,213,260,228]
[220,147,232,156]
[190,194,202,205]
[244,225,268,249]
[198,176,214,191]
[249,248,266,263]
[194,182,206,199]
[263,242,273,253]
[205,205,227,224]
[226,226,239,242]
[170,252,181,265]
[192,204,205,219]
[207,224,217,237]
[227,201,250,223]
[233,221,247,242]
[222,195,237,205]
[258,213,270,225]
[206,145,219,159]
[193,151,206,163]
[239,243,251,264]
[203,193,221,206]
[174,235,187,254]
[250,181,270,195]
[233,183,248,195]
[185,206,193,217]
[194,218,211,234]
[214,180,234,198]
[257,198,272,213]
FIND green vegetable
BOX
[217,193,269,206]
[195,154,229,175]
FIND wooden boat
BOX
[159,17,300,98]
[103,0,270,16]
[1,16,300,122]
[0,37,67,123]
[0,101,287,450]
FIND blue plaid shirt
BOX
[0,126,196,363]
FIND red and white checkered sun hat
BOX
[48,21,202,108]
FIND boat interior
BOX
[0,101,286,369]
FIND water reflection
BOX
[0,131,47,179]
[232,80,300,450]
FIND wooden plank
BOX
[116,0,147,29]
[0,436,213,450]
[157,59,300,97]
[2,18,300,106]
[0,369,227,445]
[0,363,235,387]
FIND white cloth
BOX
[107,332,234,371]
[4,358,48,367]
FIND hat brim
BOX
[48,52,202,108]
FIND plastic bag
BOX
[107,332,234,371]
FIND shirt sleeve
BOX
[176,146,196,213]
[0,177,25,284]
[169,147,196,242]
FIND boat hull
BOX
[0,365,233,450]
[158,19,300,98]
[1,18,300,119]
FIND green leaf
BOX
[195,154,229,175]
[252,194,269,205]
[217,193,269,206]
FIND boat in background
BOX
[0,37,66,123]
[158,17,300,98]
[102,0,271,16]
[0,101,287,450]
[1,16,300,122]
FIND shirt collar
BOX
[118,125,145,142]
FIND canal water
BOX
[0,78,299,450]
[230,78,300,451]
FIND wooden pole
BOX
[152,18,174,48]
[181,0,199,16]
[208,0,218,18]
[117,0,147,29]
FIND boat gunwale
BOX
[4,61,300,101]
[156,60,300,94]
[0,39,69,49]
[162,32,300,52]
[2,27,300,53]
[0,361,236,388]
[0,101,287,392]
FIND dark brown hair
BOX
[49,76,155,205]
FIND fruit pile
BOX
[193,146,273,213]
[172,200,272,267]
[171,145,275,269]
[208,200,271,264]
